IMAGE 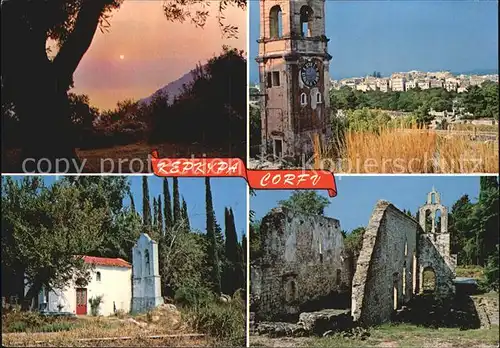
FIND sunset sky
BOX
[71,1,246,110]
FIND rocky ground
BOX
[251,293,500,347]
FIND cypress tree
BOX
[181,197,191,231]
[158,195,164,236]
[153,197,158,229]
[223,207,240,294]
[230,208,244,292]
[163,178,173,230]
[241,233,247,289]
[205,177,221,294]
[142,176,151,231]
[241,233,247,264]
[173,177,181,225]
[130,193,136,214]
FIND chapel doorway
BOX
[76,288,88,315]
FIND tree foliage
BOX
[329,83,499,121]
[449,176,499,290]
[222,208,244,295]
[278,191,331,216]
[205,177,222,294]
[2,177,109,307]
[142,176,152,232]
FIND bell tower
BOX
[418,188,457,274]
[257,0,332,161]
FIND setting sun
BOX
[119,55,125,60]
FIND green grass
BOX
[7,320,78,333]
[456,265,485,279]
[255,323,500,347]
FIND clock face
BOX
[300,60,320,87]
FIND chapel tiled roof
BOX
[82,255,132,268]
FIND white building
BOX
[27,256,132,316]
[377,78,390,92]
[429,79,444,89]
[417,80,431,90]
[405,80,417,90]
[391,77,406,92]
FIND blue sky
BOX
[10,176,248,241]
[249,1,499,83]
[251,175,487,233]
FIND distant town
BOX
[250,70,499,94]
[249,70,499,132]
[330,70,499,93]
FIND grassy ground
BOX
[78,142,245,173]
[456,265,485,279]
[1,300,245,347]
[251,323,500,347]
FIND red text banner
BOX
[151,151,337,197]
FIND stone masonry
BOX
[253,188,458,329]
[418,188,457,275]
[351,192,456,326]
[351,201,419,326]
[252,207,351,321]
[257,0,332,160]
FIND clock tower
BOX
[256,0,332,161]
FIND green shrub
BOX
[3,310,45,331]
[183,302,245,346]
[38,322,75,332]
[2,311,77,333]
[174,286,215,308]
[89,295,103,316]
[8,321,27,332]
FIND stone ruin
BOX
[251,207,352,322]
[131,233,164,313]
[251,188,468,337]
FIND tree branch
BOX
[53,0,108,90]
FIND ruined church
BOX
[250,188,457,327]
[257,0,332,159]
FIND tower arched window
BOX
[96,272,101,282]
[430,192,436,204]
[316,92,322,103]
[300,93,307,106]
[145,249,150,276]
[269,6,283,38]
[300,6,314,37]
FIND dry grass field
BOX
[322,128,499,173]
[1,301,245,347]
[78,142,245,173]
[2,142,245,173]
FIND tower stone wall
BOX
[131,233,163,313]
[418,188,457,274]
[257,0,332,160]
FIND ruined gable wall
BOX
[257,207,350,320]
[418,236,455,297]
[351,201,419,326]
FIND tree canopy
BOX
[278,190,331,216]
